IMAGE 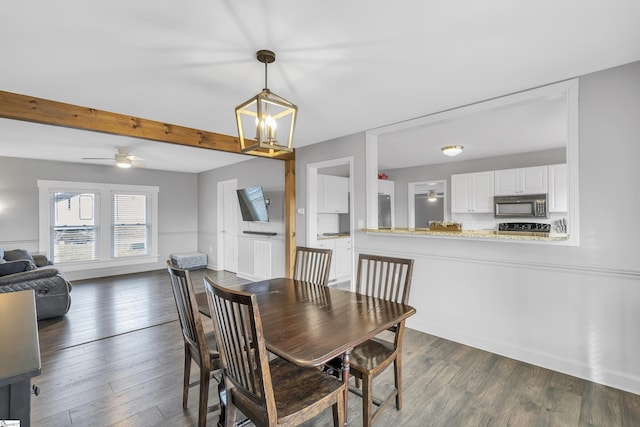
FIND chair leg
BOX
[394,356,402,410]
[225,395,237,427]
[183,347,192,409]
[198,367,211,427]
[332,391,345,427]
[362,374,373,427]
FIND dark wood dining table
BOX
[195,277,416,425]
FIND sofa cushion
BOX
[0,246,4,259]
[3,248,35,264]
[0,259,37,277]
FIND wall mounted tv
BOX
[236,186,269,222]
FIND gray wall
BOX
[197,157,285,270]
[0,157,198,280]
[295,60,640,394]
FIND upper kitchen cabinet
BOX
[494,166,548,196]
[318,174,349,214]
[451,171,494,213]
[548,163,568,212]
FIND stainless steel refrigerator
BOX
[378,194,391,228]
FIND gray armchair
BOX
[0,248,72,320]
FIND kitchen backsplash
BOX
[318,213,340,234]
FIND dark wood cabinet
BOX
[0,290,41,426]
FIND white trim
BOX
[37,179,159,271]
[306,156,356,290]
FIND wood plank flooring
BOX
[31,269,640,426]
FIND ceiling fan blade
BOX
[82,157,112,160]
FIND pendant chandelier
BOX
[235,50,298,155]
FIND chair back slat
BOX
[204,277,277,420]
[356,254,413,304]
[293,246,333,286]
[167,262,208,360]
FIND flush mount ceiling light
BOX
[441,145,464,156]
[235,50,298,156]
[427,191,437,202]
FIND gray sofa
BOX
[0,247,72,320]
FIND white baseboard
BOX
[412,319,640,396]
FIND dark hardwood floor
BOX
[32,269,640,426]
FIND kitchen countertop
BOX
[363,228,569,242]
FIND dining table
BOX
[195,277,416,426]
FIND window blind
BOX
[112,193,150,257]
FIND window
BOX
[38,180,159,271]
[51,191,99,263]
[112,193,150,257]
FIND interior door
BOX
[221,179,238,272]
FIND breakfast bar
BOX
[364,227,569,242]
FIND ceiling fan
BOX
[82,148,144,169]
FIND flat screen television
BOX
[236,186,269,222]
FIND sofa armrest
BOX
[32,254,52,267]
[0,265,59,287]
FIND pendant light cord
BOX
[264,62,268,90]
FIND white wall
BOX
[295,60,640,394]
[0,157,199,280]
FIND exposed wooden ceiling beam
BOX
[0,90,294,161]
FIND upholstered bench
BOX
[169,252,207,270]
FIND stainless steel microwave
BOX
[494,194,547,218]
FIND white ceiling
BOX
[1,1,639,173]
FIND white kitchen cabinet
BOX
[334,238,352,282]
[548,163,568,212]
[494,166,548,195]
[451,171,494,213]
[315,239,336,281]
[317,174,349,214]
[315,237,351,283]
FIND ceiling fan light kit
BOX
[82,148,142,169]
[441,145,464,156]
[236,49,297,156]
[115,156,132,168]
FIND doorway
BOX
[307,157,354,290]
[217,179,238,272]
[408,180,448,228]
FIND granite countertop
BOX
[363,228,569,242]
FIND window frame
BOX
[38,180,159,272]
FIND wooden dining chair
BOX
[203,276,346,427]
[292,246,333,286]
[166,262,222,427]
[350,253,414,427]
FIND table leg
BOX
[217,379,227,427]
[341,350,351,426]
